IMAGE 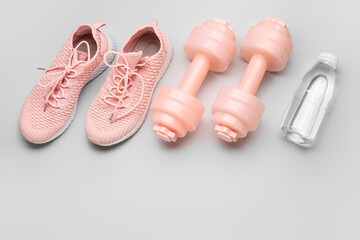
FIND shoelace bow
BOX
[38,41,91,111]
[102,51,148,123]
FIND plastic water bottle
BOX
[281,53,338,147]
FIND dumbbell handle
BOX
[238,54,268,95]
[179,54,211,96]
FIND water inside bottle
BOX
[281,53,337,147]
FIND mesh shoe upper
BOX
[20,22,110,143]
[86,20,171,146]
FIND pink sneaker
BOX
[85,20,172,146]
[20,21,116,144]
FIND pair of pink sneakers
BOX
[19,20,172,146]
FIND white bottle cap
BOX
[317,52,338,69]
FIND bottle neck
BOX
[316,61,336,71]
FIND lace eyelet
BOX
[121,102,129,108]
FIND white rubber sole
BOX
[36,33,117,144]
[99,40,173,147]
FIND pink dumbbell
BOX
[212,18,293,142]
[150,19,236,142]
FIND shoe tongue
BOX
[118,51,143,68]
[72,50,89,64]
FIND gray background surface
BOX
[1,0,360,239]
